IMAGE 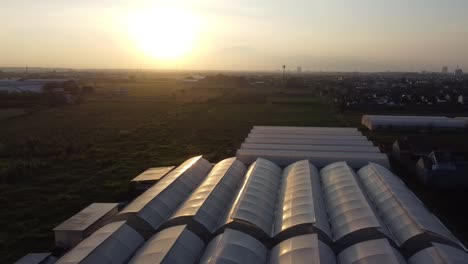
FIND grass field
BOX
[0,108,26,120]
[0,86,352,262]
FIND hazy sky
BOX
[2,0,468,71]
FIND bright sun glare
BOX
[127,8,200,62]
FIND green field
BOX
[0,86,354,262]
[0,108,26,120]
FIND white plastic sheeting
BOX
[131,166,175,182]
[166,157,246,236]
[273,160,332,242]
[248,133,367,141]
[244,137,374,146]
[50,155,468,264]
[219,158,282,240]
[362,115,468,131]
[338,239,406,264]
[269,234,336,264]
[239,126,388,169]
[251,129,362,136]
[56,221,144,264]
[199,229,268,264]
[357,163,464,251]
[408,243,468,264]
[320,162,392,247]
[114,156,212,236]
[240,143,381,153]
[253,126,358,134]
[237,149,389,168]
[128,225,204,264]
[53,203,118,249]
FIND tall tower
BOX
[282,65,286,86]
[442,66,448,74]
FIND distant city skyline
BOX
[1,0,468,71]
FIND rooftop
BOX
[131,166,175,183]
[237,126,388,168]
[53,203,118,232]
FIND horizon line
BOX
[0,66,459,75]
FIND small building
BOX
[391,137,427,168]
[0,78,75,93]
[130,166,175,191]
[391,138,412,162]
[362,115,468,132]
[53,203,119,249]
[416,151,468,189]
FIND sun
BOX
[127,8,200,62]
